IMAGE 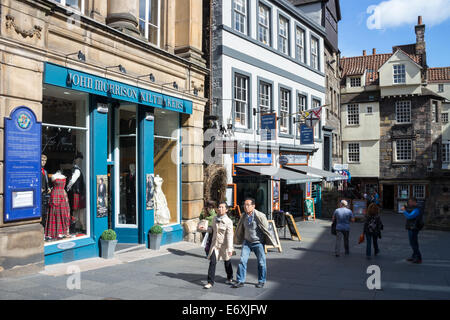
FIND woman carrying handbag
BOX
[363,203,384,259]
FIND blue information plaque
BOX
[4,106,42,222]
[261,113,277,141]
[300,124,314,145]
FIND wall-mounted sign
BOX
[300,124,314,145]
[333,163,349,171]
[146,174,155,210]
[96,175,108,218]
[4,106,41,222]
[260,113,277,141]
[44,62,193,115]
[281,154,308,165]
[234,152,273,165]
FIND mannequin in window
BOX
[154,175,171,225]
[46,171,71,239]
[126,163,136,224]
[67,152,86,233]
[41,154,51,230]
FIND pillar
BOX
[106,0,141,38]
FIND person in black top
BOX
[363,203,384,259]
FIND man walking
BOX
[401,197,424,264]
[232,198,276,288]
[333,200,355,257]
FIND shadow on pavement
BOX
[167,248,207,259]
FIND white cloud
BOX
[366,0,450,30]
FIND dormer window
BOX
[393,64,406,84]
[350,77,361,87]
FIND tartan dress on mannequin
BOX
[45,178,71,239]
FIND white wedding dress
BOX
[153,175,171,225]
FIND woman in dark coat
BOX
[363,203,384,259]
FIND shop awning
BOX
[236,165,321,185]
[283,165,347,182]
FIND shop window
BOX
[41,85,89,243]
[154,109,180,225]
[398,185,409,199]
[139,0,161,46]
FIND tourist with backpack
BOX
[363,203,384,259]
[401,197,424,264]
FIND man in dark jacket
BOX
[401,197,424,264]
[232,198,276,289]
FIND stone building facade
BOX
[0,0,208,277]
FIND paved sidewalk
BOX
[1,212,450,300]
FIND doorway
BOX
[382,184,395,210]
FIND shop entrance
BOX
[112,103,139,243]
[382,184,395,210]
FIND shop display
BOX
[67,153,86,232]
[125,163,137,224]
[154,175,171,225]
[45,171,71,239]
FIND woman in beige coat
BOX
[204,202,234,289]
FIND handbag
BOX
[197,219,208,232]
[331,220,337,235]
[358,233,365,244]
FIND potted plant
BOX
[149,224,163,250]
[100,229,118,259]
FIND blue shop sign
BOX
[44,63,193,114]
[300,124,314,145]
[4,106,41,222]
[260,113,277,141]
[234,152,273,164]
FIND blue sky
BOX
[339,0,450,67]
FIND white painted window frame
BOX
[347,142,360,163]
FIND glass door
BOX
[113,103,139,242]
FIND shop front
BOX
[41,63,192,265]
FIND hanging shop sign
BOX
[44,63,193,115]
[4,106,41,222]
[234,152,273,165]
[300,124,314,145]
[260,113,277,141]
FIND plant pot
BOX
[100,239,118,259]
[149,233,162,250]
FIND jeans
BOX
[207,251,233,285]
[408,229,422,261]
[236,240,267,284]
[365,232,379,257]
[335,230,349,255]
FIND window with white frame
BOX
[393,64,406,84]
[432,101,439,123]
[311,36,319,70]
[234,74,249,128]
[350,77,361,87]
[52,0,84,12]
[398,185,409,199]
[442,113,449,124]
[413,185,425,199]
[348,143,360,163]
[139,0,161,46]
[366,106,373,114]
[438,84,444,92]
[258,3,270,45]
[295,27,305,63]
[234,0,247,34]
[443,142,450,163]
[279,88,290,134]
[278,16,289,55]
[312,98,321,139]
[259,82,271,129]
[395,101,411,123]
[395,139,413,162]
[347,104,359,125]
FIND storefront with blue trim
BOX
[41,62,192,265]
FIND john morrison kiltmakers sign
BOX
[44,63,193,115]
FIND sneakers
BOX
[255,282,265,288]
[232,282,244,288]
[225,279,234,285]
[203,283,213,289]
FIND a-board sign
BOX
[304,198,316,220]
[285,213,301,241]
[265,220,282,253]
[352,199,367,217]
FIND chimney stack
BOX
[363,50,367,56]
[415,15,426,56]
[372,48,376,55]
[418,16,423,25]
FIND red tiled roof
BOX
[341,49,422,86]
[427,67,450,83]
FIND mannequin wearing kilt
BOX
[45,171,71,239]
